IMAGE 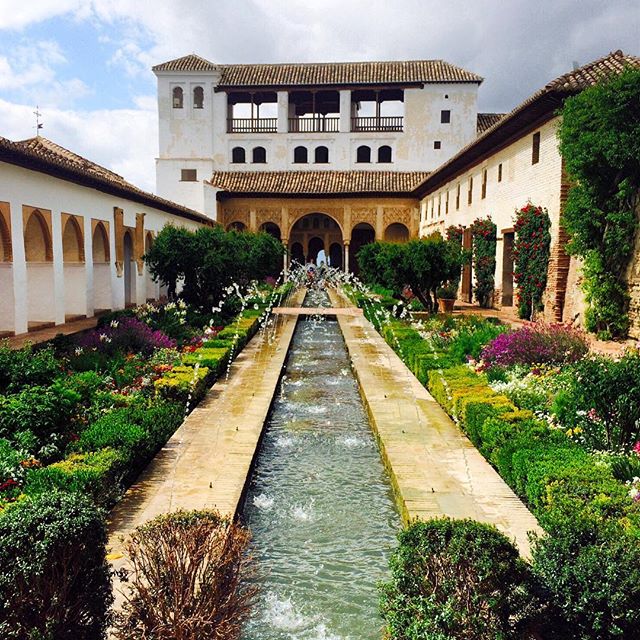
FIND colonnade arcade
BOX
[219,198,417,273]
[0,201,164,336]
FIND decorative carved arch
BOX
[23,208,53,262]
[227,221,247,232]
[62,214,85,262]
[350,207,376,232]
[384,222,410,243]
[287,208,344,239]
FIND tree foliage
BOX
[558,66,640,338]
[144,225,284,312]
[357,233,463,310]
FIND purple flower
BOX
[77,317,176,355]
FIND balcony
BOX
[227,118,277,134]
[288,117,340,133]
[351,116,403,132]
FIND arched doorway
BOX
[259,222,281,240]
[62,216,86,319]
[329,242,342,269]
[92,222,111,312]
[289,212,343,266]
[0,211,13,334]
[227,221,246,232]
[308,237,324,264]
[290,242,304,265]
[123,230,136,307]
[350,222,375,273]
[384,222,409,243]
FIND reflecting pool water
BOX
[242,290,400,640]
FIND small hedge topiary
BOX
[380,518,547,639]
[0,492,112,640]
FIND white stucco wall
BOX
[0,161,206,335]
[419,117,564,306]
[155,69,480,212]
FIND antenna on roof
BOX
[572,60,580,70]
[33,106,43,136]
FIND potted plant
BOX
[436,283,458,313]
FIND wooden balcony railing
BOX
[227,118,278,133]
[351,116,403,132]
[288,117,340,133]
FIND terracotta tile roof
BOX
[209,170,430,196]
[0,136,210,224]
[153,55,483,87]
[416,50,640,197]
[477,113,505,134]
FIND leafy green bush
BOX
[0,343,60,393]
[380,518,546,639]
[470,216,497,308]
[0,381,81,458]
[551,352,640,451]
[25,448,126,505]
[532,521,640,640]
[0,492,112,640]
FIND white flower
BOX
[110,320,119,329]
[99,333,108,341]
[74,347,84,356]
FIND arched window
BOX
[92,223,110,263]
[314,146,329,164]
[356,145,371,163]
[0,214,11,262]
[378,145,392,163]
[293,146,308,164]
[172,86,184,109]
[193,86,204,109]
[252,146,267,164]
[232,147,246,163]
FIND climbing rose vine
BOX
[470,217,497,308]
[513,203,551,319]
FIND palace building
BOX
[152,55,491,267]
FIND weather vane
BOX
[34,106,43,136]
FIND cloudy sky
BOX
[0,0,638,191]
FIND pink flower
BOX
[633,441,640,456]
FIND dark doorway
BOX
[329,242,342,269]
[502,231,515,307]
[291,242,304,265]
[308,237,324,263]
[350,223,375,273]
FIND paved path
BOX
[107,289,304,603]
[5,316,100,349]
[329,288,542,557]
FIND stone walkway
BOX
[107,290,304,604]
[5,316,100,349]
[330,288,542,557]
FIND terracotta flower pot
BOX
[438,298,455,313]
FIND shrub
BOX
[25,448,126,505]
[154,364,210,405]
[532,521,640,640]
[0,381,81,458]
[470,216,497,308]
[551,352,640,451]
[0,343,60,393]
[0,492,112,640]
[380,518,546,639]
[480,323,588,369]
[114,509,256,640]
[513,203,552,319]
[77,317,176,356]
[447,320,507,363]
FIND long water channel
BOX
[242,289,401,640]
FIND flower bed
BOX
[347,287,640,639]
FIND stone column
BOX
[83,215,94,318]
[339,90,351,133]
[51,210,65,325]
[282,237,289,276]
[11,201,27,334]
[344,241,350,273]
[277,91,289,134]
